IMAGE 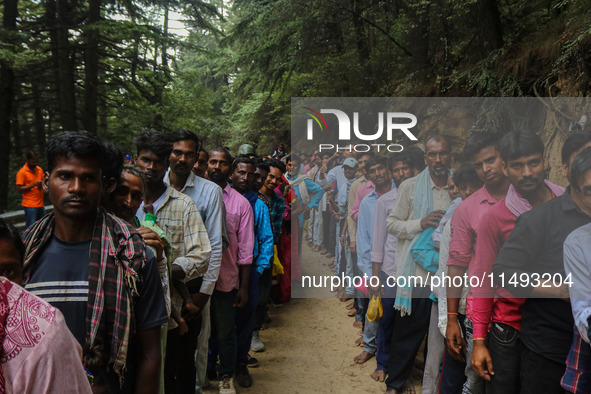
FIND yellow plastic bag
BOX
[367,296,383,321]
[271,245,284,276]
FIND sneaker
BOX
[246,354,259,368]
[251,330,266,352]
[235,363,253,388]
[218,375,236,394]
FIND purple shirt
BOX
[371,188,398,276]
[217,184,254,292]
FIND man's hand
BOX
[340,235,347,247]
[472,341,494,381]
[420,210,446,229]
[369,275,382,297]
[446,318,466,362]
[182,301,200,321]
[178,317,189,336]
[350,241,356,254]
[234,287,248,308]
[138,226,166,260]
[191,292,210,315]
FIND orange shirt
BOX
[15,164,44,208]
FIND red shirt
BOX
[447,186,499,319]
[471,199,524,338]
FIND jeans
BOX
[235,265,260,366]
[462,319,485,394]
[23,206,45,229]
[487,322,521,394]
[385,287,432,391]
[520,346,567,394]
[376,271,397,371]
[209,289,238,378]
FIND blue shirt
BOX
[243,190,274,275]
[356,181,395,276]
[164,170,228,295]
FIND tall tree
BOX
[0,0,18,211]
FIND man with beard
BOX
[165,129,227,394]
[206,148,254,394]
[469,131,564,394]
[134,130,211,394]
[23,131,167,393]
[385,135,453,394]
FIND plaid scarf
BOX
[21,208,145,384]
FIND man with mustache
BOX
[385,135,453,394]
[251,159,287,356]
[165,129,227,394]
[206,148,254,394]
[469,130,564,394]
[445,132,510,394]
[134,129,212,394]
[22,131,167,393]
[493,132,591,394]
[228,155,274,389]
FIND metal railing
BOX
[0,205,54,232]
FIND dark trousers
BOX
[520,346,567,394]
[440,315,467,394]
[376,271,397,371]
[487,322,521,394]
[385,288,432,391]
[255,266,272,331]
[208,289,238,378]
[235,265,260,366]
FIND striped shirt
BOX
[137,185,211,329]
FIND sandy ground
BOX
[204,240,424,393]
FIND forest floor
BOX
[204,240,424,394]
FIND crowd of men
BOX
[296,129,591,394]
[5,131,292,394]
[4,127,591,394]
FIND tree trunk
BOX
[32,81,46,153]
[477,0,503,52]
[0,0,18,211]
[55,0,77,130]
[83,0,101,134]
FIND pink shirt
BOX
[217,184,254,292]
[470,200,524,338]
[351,181,374,222]
[447,186,499,319]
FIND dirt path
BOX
[205,241,424,393]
